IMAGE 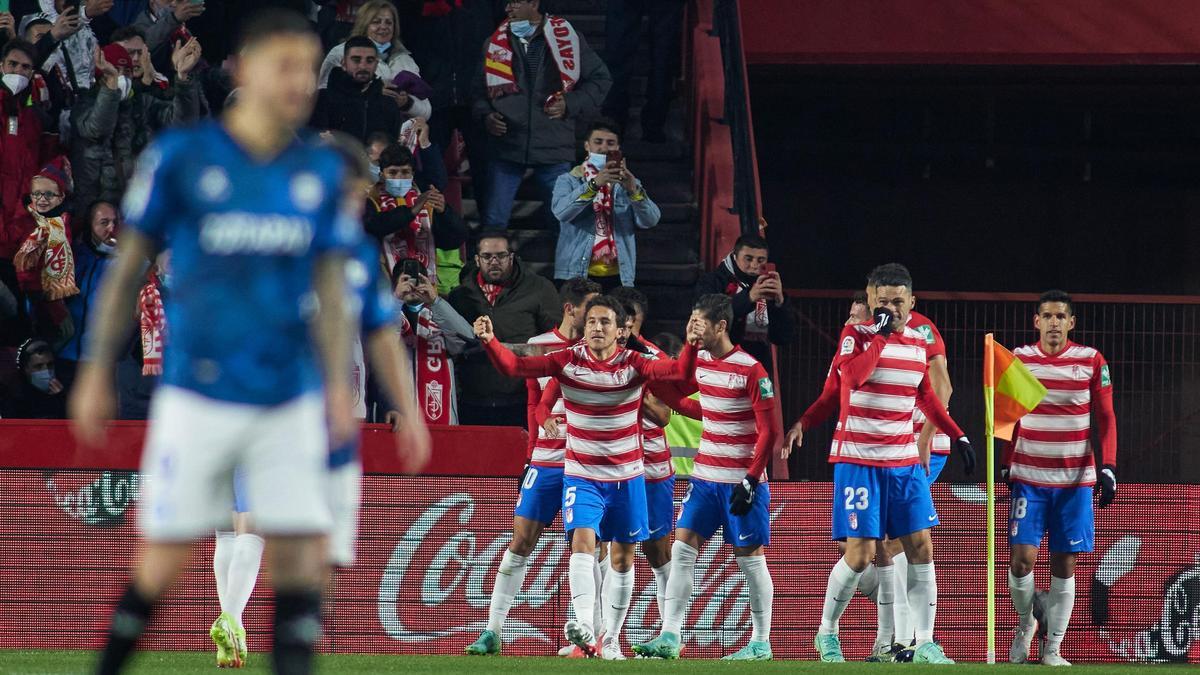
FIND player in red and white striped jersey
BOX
[465,277,599,657]
[801,265,974,664]
[476,296,696,659]
[634,294,782,661]
[1003,290,1117,666]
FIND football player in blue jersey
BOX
[69,10,429,675]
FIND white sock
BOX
[1008,569,1035,629]
[213,531,236,613]
[568,552,597,636]
[662,541,697,637]
[485,549,529,634]
[651,562,671,623]
[874,564,896,649]
[1045,575,1075,653]
[819,557,862,635]
[907,561,937,645]
[603,566,635,642]
[857,562,879,602]
[226,533,264,625]
[892,551,911,644]
[595,553,609,635]
[736,556,774,644]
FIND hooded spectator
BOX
[11,156,77,346]
[2,337,67,418]
[57,199,118,386]
[0,40,47,256]
[311,34,408,144]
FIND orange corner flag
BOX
[983,334,1047,441]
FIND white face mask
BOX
[510,19,536,39]
[117,75,133,101]
[587,152,608,170]
[2,73,30,94]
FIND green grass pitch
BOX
[0,651,1188,675]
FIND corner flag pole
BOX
[984,333,997,664]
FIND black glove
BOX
[1097,464,1117,508]
[729,475,759,516]
[872,307,895,336]
[624,333,649,354]
[955,436,976,475]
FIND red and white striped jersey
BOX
[526,328,572,467]
[639,339,673,482]
[907,310,952,456]
[1010,342,1113,488]
[692,346,774,484]
[830,323,948,467]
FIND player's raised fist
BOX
[872,307,895,336]
[955,436,976,475]
[473,315,494,342]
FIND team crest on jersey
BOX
[727,373,748,389]
[198,166,231,202]
[758,377,774,399]
[840,336,855,355]
[917,324,935,344]
[290,173,324,212]
[848,512,858,530]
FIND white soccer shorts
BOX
[139,386,333,541]
[326,461,362,567]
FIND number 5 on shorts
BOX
[564,486,577,507]
[844,486,868,510]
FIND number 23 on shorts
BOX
[844,486,869,510]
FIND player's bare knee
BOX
[610,543,637,572]
[1009,545,1038,576]
[509,524,543,557]
[843,539,874,571]
[569,528,598,555]
[874,540,894,566]
[1049,553,1077,579]
[733,544,764,558]
[642,539,671,568]
[900,531,933,564]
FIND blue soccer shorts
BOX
[927,453,949,483]
[563,475,649,543]
[832,462,937,541]
[676,477,771,548]
[645,476,676,540]
[514,464,564,525]
[1009,482,1094,553]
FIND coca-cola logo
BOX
[44,470,140,526]
[376,492,782,649]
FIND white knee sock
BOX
[907,561,937,645]
[651,562,671,623]
[226,533,264,625]
[736,556,774,644]
[892,551,911,643]
[568,552,597,636]
[485,549,529,634]
[857,562,879,602]
[595,553,609,635]
[662,541,698,637]
[874,564,896,649]
[819,557,863,635]
[1045,575,1075,653]
[1008,569,1035,629]
[603,566,635,642]
[213,531,236,613]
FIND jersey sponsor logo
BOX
[840,336,855,355]
[290,172,324,213]
[758,377,774,399]
[917,324,935,344]
[198,166,231,202]
[199,213,314,255]
[1101,364,1112,387]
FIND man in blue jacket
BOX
[551,118,660,291]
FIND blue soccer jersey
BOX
[121,121,361,405]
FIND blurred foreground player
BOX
[70,10,427,674]
[1005,291,1117,666]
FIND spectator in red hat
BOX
[70,36,200,212]
[11,156,78,347]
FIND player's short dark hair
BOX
[379,143,414,171]
[586,117,622,142]
[110,26,148,44]
[867,263,913,291]
[237,8,316,54]
[584,295,627,326]
[652,332,684,358]
[475,231,512,253]
[2,39,37,65]
[1038,289,1074,315]
[733,234,768,255]
[344,35,377,56]
[693,293,733,326]
[321,131,372,183]
[559,277,601,307]
[609,286,647,319]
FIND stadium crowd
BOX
[0,0,718,424]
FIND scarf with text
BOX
[720,252,769,339]
[581,161,616,265]
[484,16,580,99]
[400,308,452,425]
[138,269,166,375]
[14,207,77,300]
[379,189,437,283]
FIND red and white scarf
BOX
[582,162,616,265]
[476,270,505,306]
[138,269,166,375]
[484,15,581,99]
[379,189,436,282]
[721,253,769,339]
[14,208,77,300]
[400,308,452,425]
